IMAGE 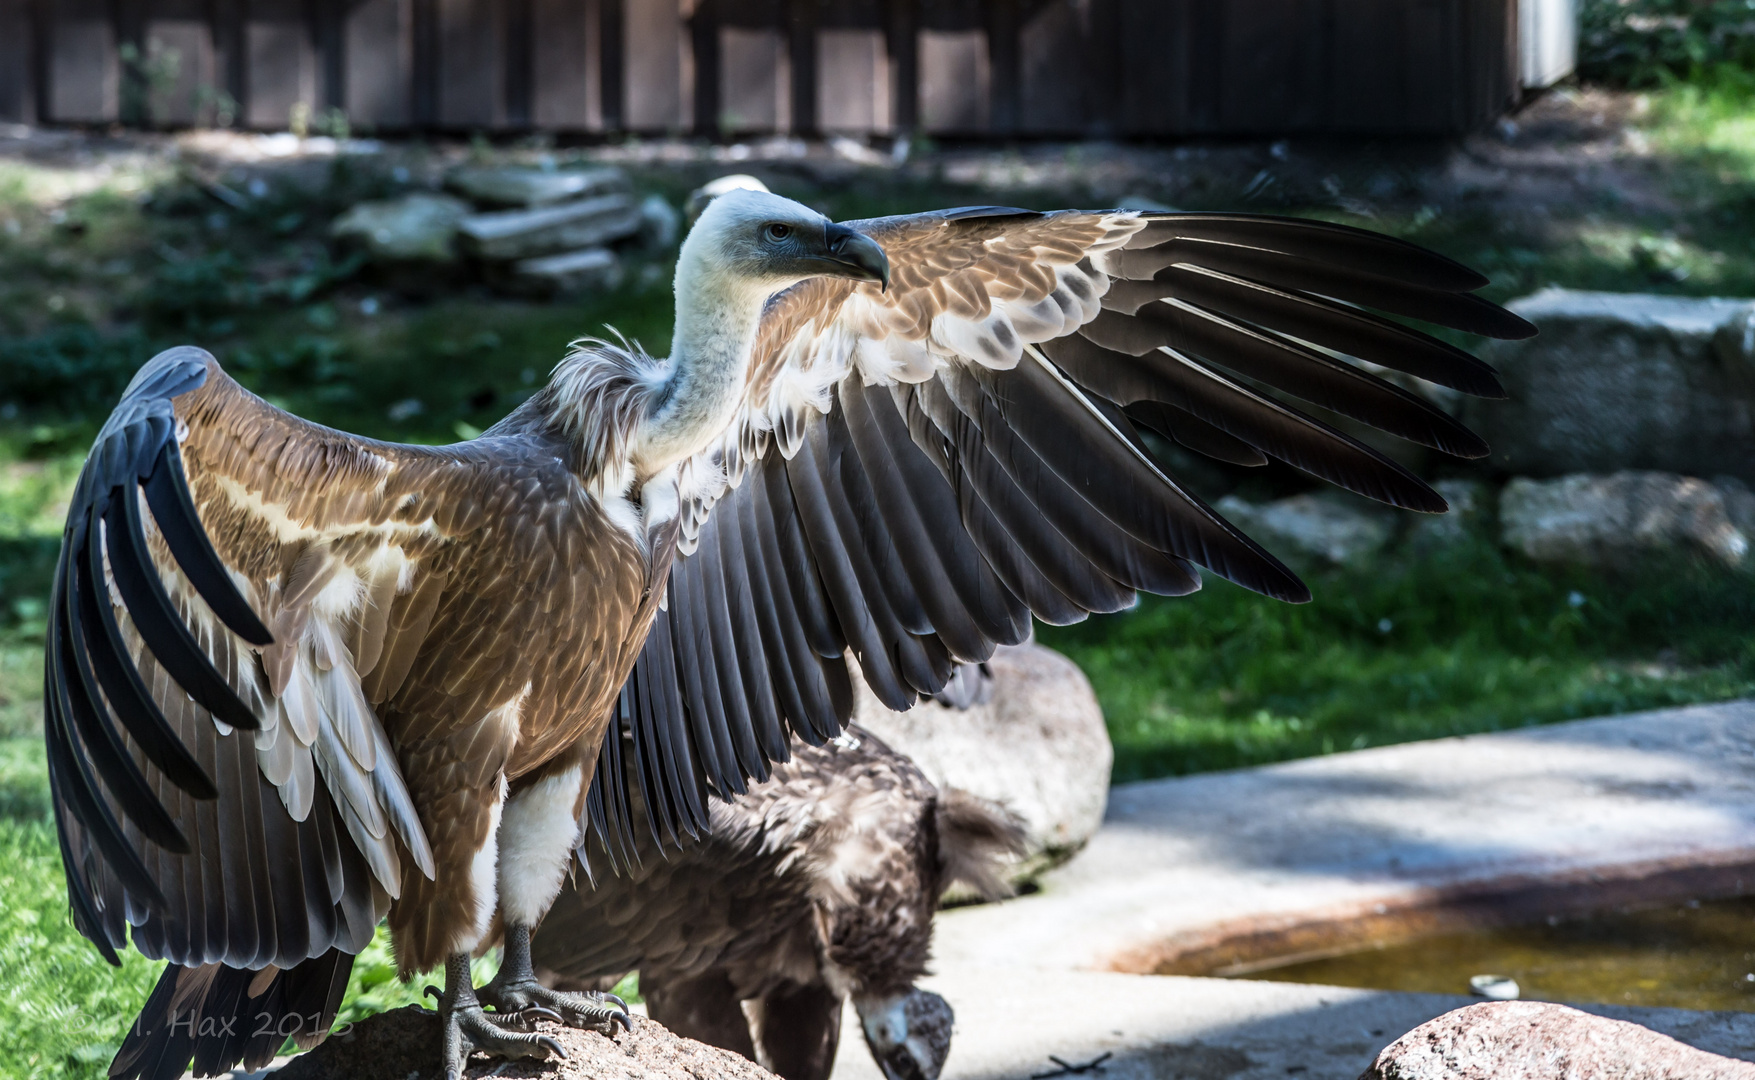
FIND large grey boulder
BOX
[1360,1001,1755,1079]
[459,194,643,262]
[329,192,469,264]
[1215,492,1396,565]
[1466,288,1755,484]
[445,164,629,209]
[852,644,1110,886]
[1500,470,1749,568]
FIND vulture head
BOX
[679,188,891,293]
[857,988,956,1080]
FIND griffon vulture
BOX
[534,725,1024,1080]
[46,190,1533,1080]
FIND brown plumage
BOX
[534,725,1022,1080]
[47,190,1532,1080]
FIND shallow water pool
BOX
[1236,896,1755,1012]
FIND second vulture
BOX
[536,724,1023,1080]
[46,190,1534,1080]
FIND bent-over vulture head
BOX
[681,188,890,292]
[858,988,955,1080]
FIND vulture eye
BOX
[764,223,792,242]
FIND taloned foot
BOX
[477,924,635,1035]
[428,951,565,1080]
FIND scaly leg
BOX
[478,924,634,1033]
[429,951,565,1080]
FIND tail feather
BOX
[110,950,354,1080]
[934,788,1028,902]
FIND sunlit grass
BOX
[1041,540,1755,782]
[1643,66,1755,172]
[0,817,163,1080]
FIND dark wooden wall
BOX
[0,0,1521,137]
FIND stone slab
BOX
[1465,287,1755,484]
[458,194,642,261]
[930,701,1755,977]
[445,165,629,208]
[830,969,1755,1080]
[503,246,624,296]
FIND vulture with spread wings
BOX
[48,189,1532,1080]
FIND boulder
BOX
[1359,1001,1755,1080]
[274,1005,773,1080]
[1465,288,1755,485]
[852,643,1111,886]
[1499,471,1748,569]
[1215,492,1396,565]
[329,193,469,264]
[445,165,629,209]
[1715,475,1755,538]
[501,247,624,297]
[459,194,643,262]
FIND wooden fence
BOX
[0,1,1527,139]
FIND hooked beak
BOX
[820,222,891,290]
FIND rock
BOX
[852,643,1110,887]
[274,1005,773,1080]
[1407,478,1493,549]
[459,194,643,262]
[685,174,769,222]
[1215,491,1396,565]
[638,194,681,250]
[329,193,469,264]
[1714,475,1755,538]
[1464,288,1755,485]
[1499,471,1749,569]
[500,247,624,297]
[1359,1001,1755,1079]
[445,165,629,209]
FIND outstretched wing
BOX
[597,207,1532,852]
[48,347,604,973]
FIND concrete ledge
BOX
[835,969,1755,1080]
[936,702,1755,976]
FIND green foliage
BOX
[1041,539,1755,782]
[0,324,155,419]
[1581,0,1755,88]
[0,815,163,1080]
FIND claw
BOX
[610,1009,634,1033]
[604,992,629,1013]
[519,1005,566,1025]
[424,984,443,1001]
[537,1035,567,1059]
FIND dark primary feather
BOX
[1129,212,1495,293]
[600,206,1531,857]
[1151,263,1506,397]
[1108,236,1532,338]
[141,443,273,646]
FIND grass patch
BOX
[0,815,163,1080]
[1041,539,1755,782]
